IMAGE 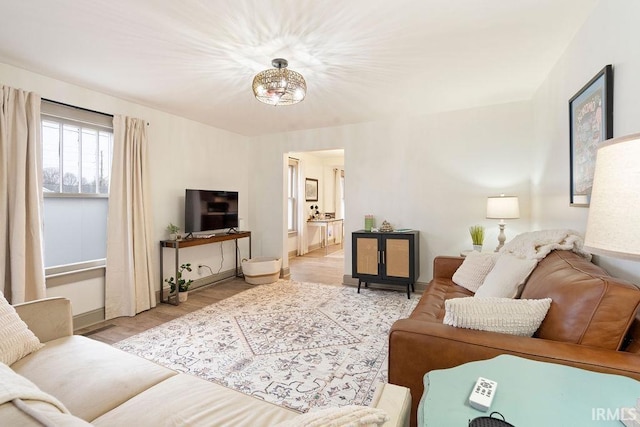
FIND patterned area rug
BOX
[114,280,417,413]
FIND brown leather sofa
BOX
[389,250,640,427]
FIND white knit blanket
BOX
[499,229,591,261]
[0,362,70,425]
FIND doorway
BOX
[286,149,345,284]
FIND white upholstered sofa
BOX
[3,297,410,426]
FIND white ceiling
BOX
[0,0,597,137]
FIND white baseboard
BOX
[73,308,105,331]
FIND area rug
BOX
[114,280,417,413]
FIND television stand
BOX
[159,231,251,305]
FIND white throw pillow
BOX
[273,405,389,427]
[0,292,43,365]
[474,254,537,298]
[452,252,499,292]
[443,297,552,337]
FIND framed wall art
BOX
[569,64,613,207]
[305,178,318,201]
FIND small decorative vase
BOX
[379,220,393,232]
[179,291,188,302]
[473,244,483,252]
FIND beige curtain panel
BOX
[105,115,156,319]
[0,85,46,303]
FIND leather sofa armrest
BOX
[370,383,411,427]
[14,297,73,343]
[389,318,640,427]
[433,256,464,279]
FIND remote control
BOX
[468,377,497,411]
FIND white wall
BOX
[321,156,345,214]
[531,0,640,283]
[0,62,250,315]
[251,101,533,282]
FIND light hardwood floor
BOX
[77,245,345,344]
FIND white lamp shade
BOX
[584,133,640,260]
[486,195,520,219]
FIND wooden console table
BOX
[159,231,251,305]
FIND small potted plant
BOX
[469,225,485,252]
[164,263,193,302]
[166,222,180,240]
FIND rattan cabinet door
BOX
[354,235,379,276]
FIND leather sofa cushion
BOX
[11,335,176,421]
[410,278,473,322]
[520,251,640,350]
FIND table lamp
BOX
[584,132,640,260]
[486,194,520,252]
[583,133,640,421]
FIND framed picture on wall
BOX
[305,178,318,201]
[569,64,613,207]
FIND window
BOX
[41,101,113,269]
[42,121,112,194]
[288,158,298,233]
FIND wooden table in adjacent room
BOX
[307,218,343,255]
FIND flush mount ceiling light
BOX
[252,58,306,106]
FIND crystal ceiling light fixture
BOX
[252,58,306,106]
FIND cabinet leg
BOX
[357,279,362,294]
[406,283,411,299]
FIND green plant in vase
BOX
[165,263,193,302]
[166,222,180,240]
[469,225,485,251]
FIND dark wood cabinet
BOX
[351,230,419,298]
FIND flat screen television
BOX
[185,189,239,233]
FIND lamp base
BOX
[495,223,506,252]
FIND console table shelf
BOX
[159,231,251,305]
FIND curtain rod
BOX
[42,98,149,126]
[42,98,113,118]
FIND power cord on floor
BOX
[217,242,224,274]
[197,241,244,278]
[236,244,244,277]
[198,264,213,275]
